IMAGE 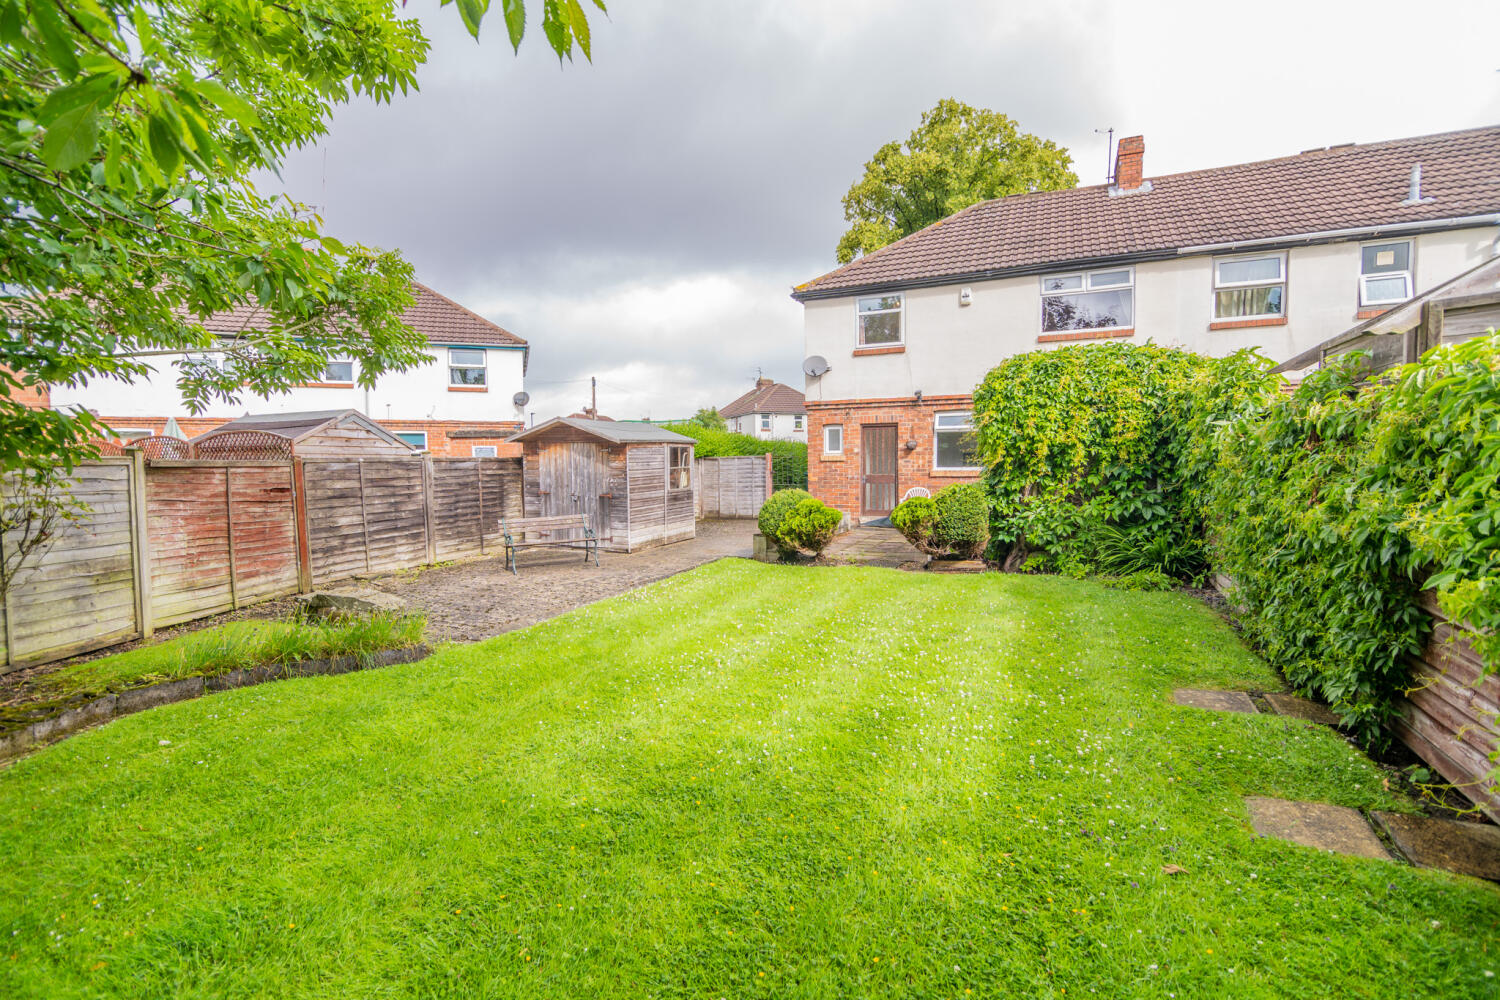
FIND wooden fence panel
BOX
[694,455,770,518]
[147,466,232,627]
[228,467,299,604]
[429,458,523,562]
[357,460,427,575]
[1,461,139,670]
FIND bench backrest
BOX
[505,514,590,531]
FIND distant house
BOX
[720,377,807,442]
[46,282,529,457]
[793,125,1500,522]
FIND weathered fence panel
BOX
[302,460,425,585]
[1394,593,1500,822]
[695,454,771,518]
[429,458,524,562]
[1,460,141,671]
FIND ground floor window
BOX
[396,431,428,450]
[794,415,804,431]
[933,412,979,470]
[668,445,692,490]
[760,414,771,431]
[824,423,843,454]
[471,445,497,457]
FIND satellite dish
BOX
[802,355,830,378]
[512,391,531,407]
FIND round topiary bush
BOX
[932,483,989,558]
[757,489,813,554]
[779,497,843,555]
[890,495,939,550]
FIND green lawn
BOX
[1,562,1496,998]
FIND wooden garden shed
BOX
[189,410,418,460]
[508,417,695,552]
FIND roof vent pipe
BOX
[1402,162,1435,206]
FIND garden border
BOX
[0,643,430,765]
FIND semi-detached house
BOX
[792,125,1500,523]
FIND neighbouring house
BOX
[46,282,529,458]
[507,417,697,552]
[792,125,1500,522]
[720,377,807,441]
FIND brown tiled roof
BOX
[720,379,806,418]
[793,125,1500,300]
[199,282,526,347]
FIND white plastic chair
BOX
[901,487,931,502]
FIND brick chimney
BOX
[755,376,773,388]
[1113,135,1145,190]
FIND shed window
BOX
[857,294,903,345]
[1041,268,1134,332]
[1360,240,1412,306]
[396,431,427,449]
[449,348,487,386]
[934,412,979,470]
[824,424,843,454]
[471,445,497,458]
[1213,254,1285,319]
[322,359,354,383]
[668,445,692,490]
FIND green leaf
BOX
[0,0,23,46]
[456,0,488,38]
[31,0,81,79]
[131,3,157,56]
[147,113,183,177]
[565,0,590,60]
[501,0,525,51]
[36,72,117,125]
[39,101,102,171]
[541,0,570,59]
[190,79,261,131]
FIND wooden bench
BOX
[499,515,603,574]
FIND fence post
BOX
[0,507,12,669]
[765,452,773,501]
[223,467,239,609]
[291,458,313,593]
[422,456,437,565]
[476,461,487,556]
[129,448,153,640]
[357,459,371,573]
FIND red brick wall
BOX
[806,395,980,522]
[1114,134,1144,190]
[94,416,522,458]
[2,369,51,410]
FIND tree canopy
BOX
[0,0,605,472]
[835,99,1077,264]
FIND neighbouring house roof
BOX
[191,409,414,449]
[509,416,695,446]
[720,379,806,418]
[792,125,1500,300]
[198,281,527,350]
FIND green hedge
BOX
[661,422,808,490]
[757,489,841,558]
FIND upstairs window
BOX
[824,424,843,454]
[322,359,354,383]
[1213,254,1285,320]
[1040,268,1134,332]
[933,412,979,470]
[1360,240,1413,306]
[449,348,487,386]
[668,445,692,490]
[857,294,903,345]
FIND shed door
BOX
[861,424,898,516]
[537,442,609,537]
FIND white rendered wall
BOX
[728,412,806,441]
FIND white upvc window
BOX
[321,359,354,383]
[109,427,154,440]
[1212,253,1286,320]
[824,424,843,455]
[856,293,904,346]
[448,348,487,386]
[471,445,497,458]
[933,412,979,470]
[1360,240,1413,306]
[395,431,427,450]
[760,413,771,431]
[793,415,804,431]
[1040,268,1134,333]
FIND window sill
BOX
[1355,306,1393,320]
[931,468,981,477]
[448,386,488,393]
[853,344,905,356]
[1208,317,1286,330]
[1036,328,1134,344]
[297,382,355,389]
[820,454,845,462]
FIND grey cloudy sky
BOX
[273,0,1500,421]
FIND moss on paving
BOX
[0,562,1495,998]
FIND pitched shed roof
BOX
[191,409,413,448]
[793,125,1500,300]
[199,282,526,348]
[509,417,695,445]
[720,379,806,418]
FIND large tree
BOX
[835,99,1077,264]
[0,0,605,472]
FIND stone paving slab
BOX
[1245,796,1390,860]
[1264,692,1341,726]
[929,559,987,574]
[1173,688,1258,713]
[1373,811,1500,881]
[820,527,927,569]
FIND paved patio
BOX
[820,526,927,569]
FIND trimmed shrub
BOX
[780,498,842,555]
[757,488,813,554]
[890,495,938,548]
[931,483,989,558]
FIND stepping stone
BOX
[1264,692,1341,726]
[929,559,986,574]
[1245,796,1390,860]
[1372,812,1500,881]
[1173,689,1257,713]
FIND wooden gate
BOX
[861,424,898,516]
[536,442,610,537]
